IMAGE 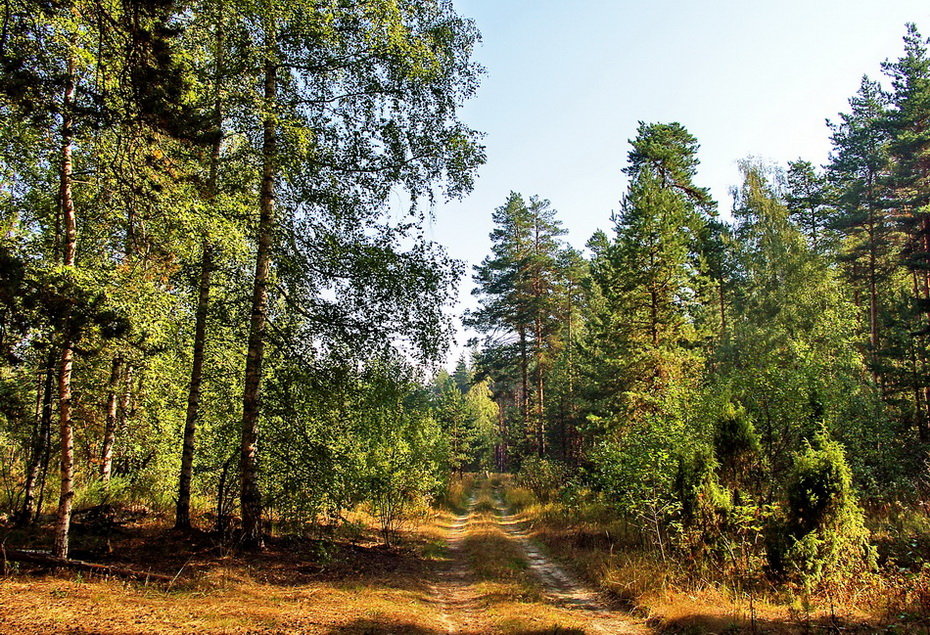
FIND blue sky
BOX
[425,0,930,365]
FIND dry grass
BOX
[0,508,454,634]
[513,485,930,634]
[0,562,451,634]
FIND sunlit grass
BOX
[513,481,930,633]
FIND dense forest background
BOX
[1,0,929,604]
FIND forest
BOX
[1,1,929,633]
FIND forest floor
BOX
[0,477,645,634]
[1,477,925,633]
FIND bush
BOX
[713,401,760,488]
[675,446,731,527]
[673,446,732,561]
[768,431,875,585]
[517,456,566,502]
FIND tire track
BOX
[492,491,649,634]
[427,494,482,634]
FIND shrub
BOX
[713,401,760,488]
[673,446,732,561]
[516,456,566,502]
[768,431,875,585]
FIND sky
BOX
[424,0,930,367]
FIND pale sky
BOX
[426,1,930,366]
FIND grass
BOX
[0,573,448,633]
[0,476,611,633]
[510,480,930,633]
[0,504,453,634]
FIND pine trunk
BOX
[534,315,545,457]
[518,327,530,452]
[239,57,277,548]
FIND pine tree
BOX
[828,76,893,373]
[882,24,930,440]
[469,192,566,459]
[786,159,832,254]
[586,122,709,425]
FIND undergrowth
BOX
[510,481,930,632]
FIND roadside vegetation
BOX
[504,467,930,632]
[2,1,930,633]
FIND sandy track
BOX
[428,495,483,634]
[491,492,649,635]
[430,483,648,634]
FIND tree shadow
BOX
[650,611,925,633]
[324,618,445,634]
[324,620,586,634]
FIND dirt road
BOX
[429,479,648,634]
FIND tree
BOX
[828,76,893,373]
[785,159,832,254]
[725,162,874,480]
[224,0,484,546]
[881,24,930,440]
[469,192,566,459]
[586,122,709,426]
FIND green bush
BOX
[713,401,760,488]
[768,431,875,585]
[675,446,731,527]
[673,446,732,562]
[517,456,566,502]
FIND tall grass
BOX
[505,480,930,631]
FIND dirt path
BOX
[430,480,648,634]
[491,492,648,634]
[428,495,484,634]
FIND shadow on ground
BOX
[326,621,586,635]
[652,612,929,633]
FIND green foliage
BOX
[674,447,731,529]
[770,432,875,585]
[713,401,761,488]
[516,456,566,502]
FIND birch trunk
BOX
[53,55,77,560]
[239,56,276,548]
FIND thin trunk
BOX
[119,363,134,425]
[649,284,659,348]
[518,326,530,452]
[239,57,276,548]
[176,16,223,530]
[53,55,76,560]
[911,270,930,441]
[867,202,881,387]
[100,355,122,482]
[175,244,212,529]
[534,316,545,458]
[866,185,879,353]
[718,282,727,335]
[19,351,55,526]
[565,284,581,465]
[498,397,508,472]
